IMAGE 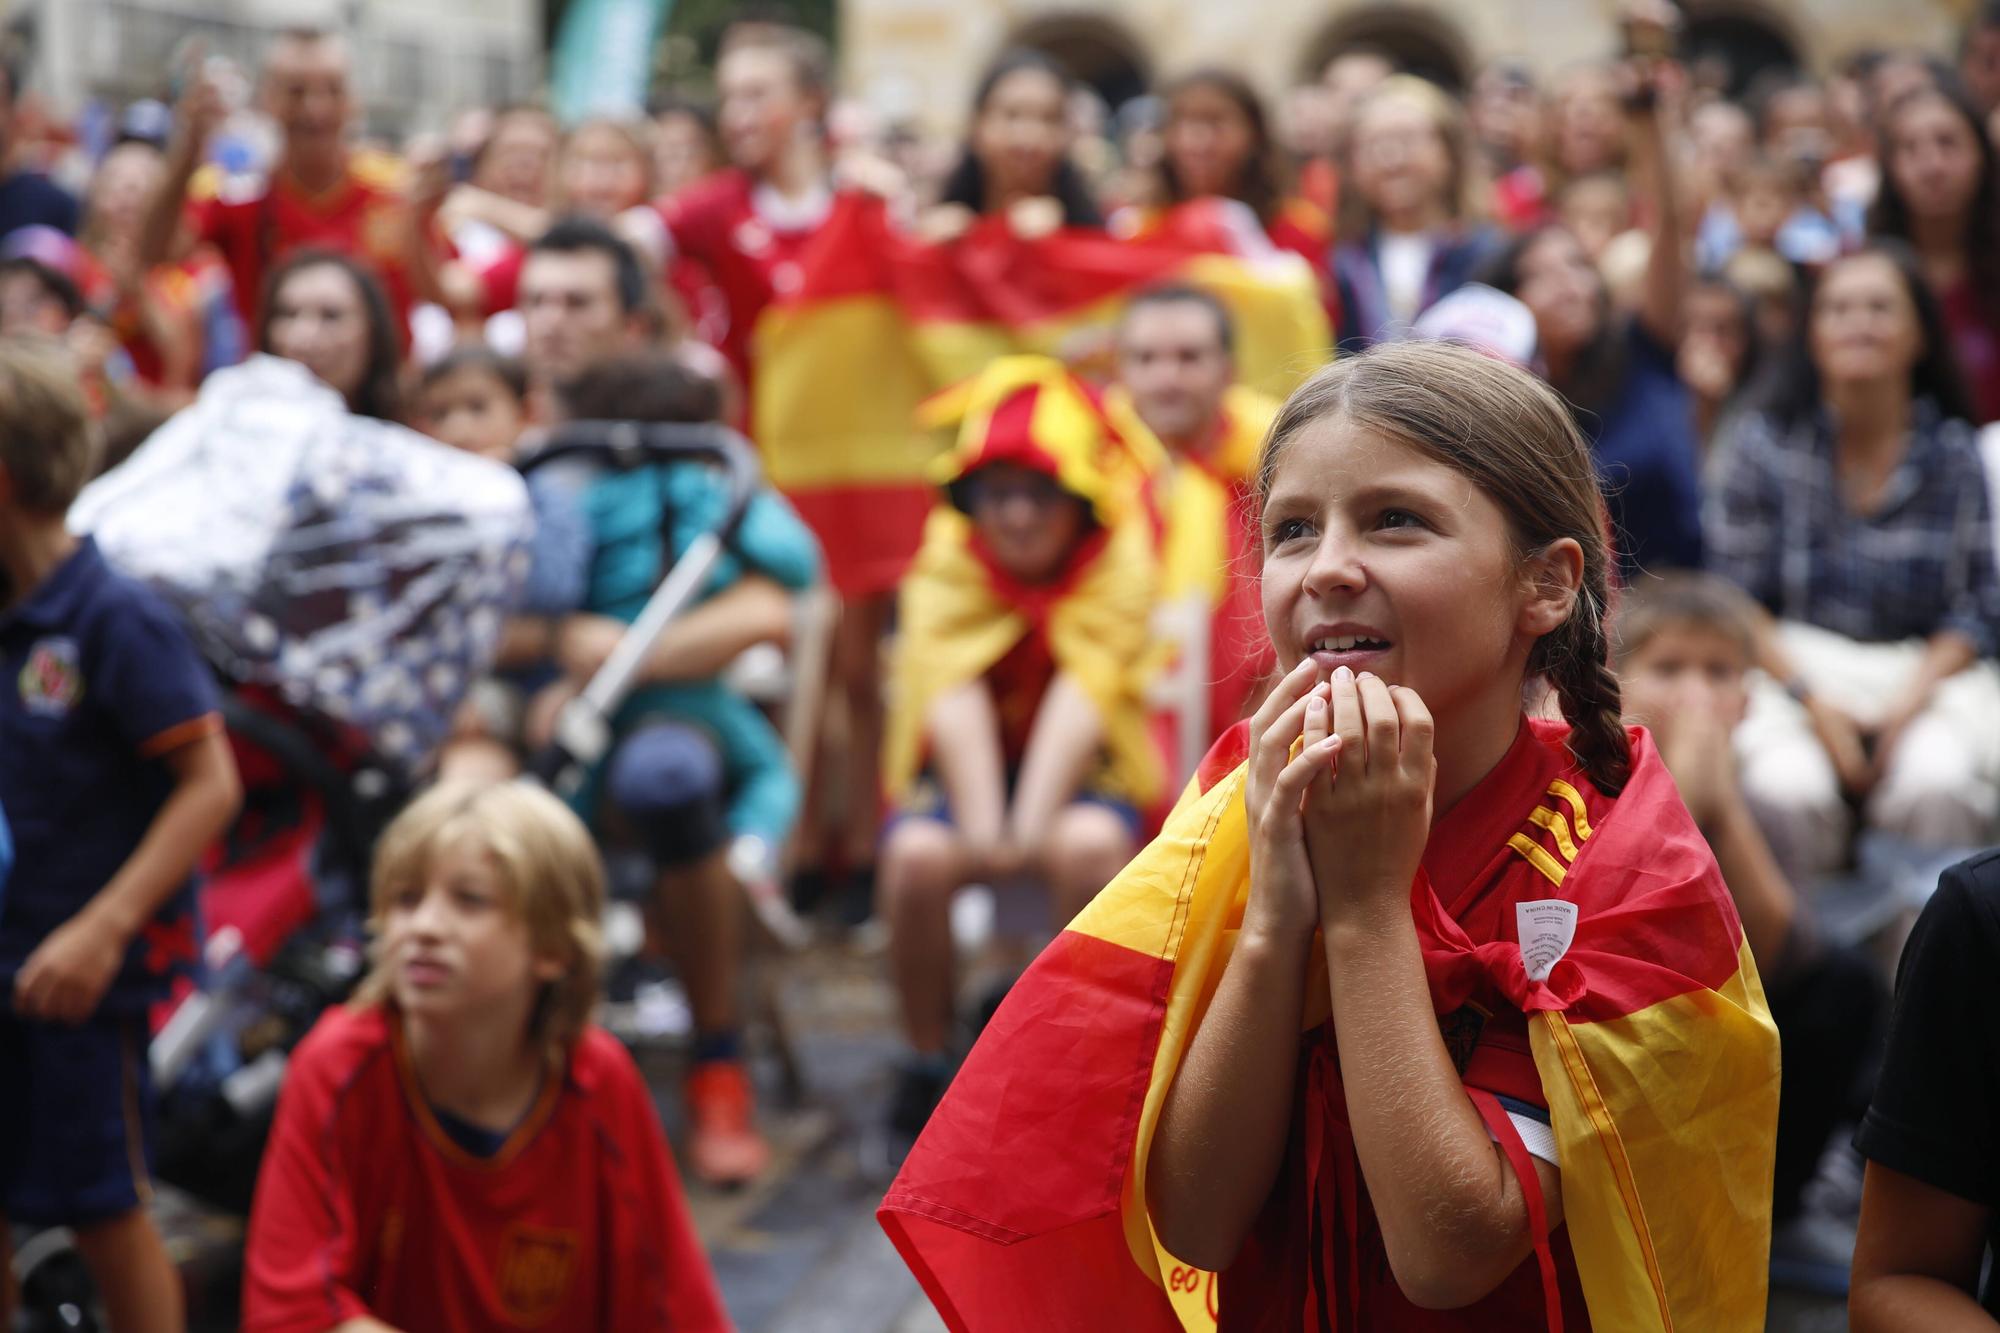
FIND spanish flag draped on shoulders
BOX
[883,356,1166,813]
[880,711,1779,1330]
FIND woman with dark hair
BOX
[1113,68,1329,264]
[258,248,402,422]
[1869,81,2000,423]
[929,50,1102,235]
[1481,57,1701,576]
[1708,242,1999,882]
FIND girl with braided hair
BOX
[882,339,1778,1332]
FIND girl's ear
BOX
[532,952,568,984]
[1518,537,1585,639]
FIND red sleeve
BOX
[474,245,525,315]
[590,1032,733,1331]
[655,176,736,270]
[242,1020,377,1333]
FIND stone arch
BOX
[1298,5,1475,94]
[1008,12,1153,111]
[1680,2,1807,96]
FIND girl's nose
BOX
[1301,528,1367,597]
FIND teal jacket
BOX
[579,462,822,850]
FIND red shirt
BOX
[653,168,838,388]
[191,151,419,332]
[243,1006,730,1333]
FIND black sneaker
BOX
[888,1058,952,1140]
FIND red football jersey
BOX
[243,1006,730,1333]
[653,168,839,390]
[191,151,419,333]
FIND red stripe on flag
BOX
[880,927,1181,1330]
[786,482,933,598]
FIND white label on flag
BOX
[1516,899,1579,982]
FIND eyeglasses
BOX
[965,471,1070,511]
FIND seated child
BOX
[415,341,530,464]
[542,352,821,1187]
[1614,572,1884,1230]
[1850,847,2000,1328]
[0,339,243,1333]
[880,355,1161,1139]
[414,344,591,784]
[241,780,729,1332]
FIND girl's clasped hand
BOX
[1245,657,1438,944]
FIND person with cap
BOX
[878,354,1164,1145]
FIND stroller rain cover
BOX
[70,356,533,777]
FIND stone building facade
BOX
[843,0,1974,132]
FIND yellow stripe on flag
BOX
[1529,937,1778,1332]
[752,295,946,491]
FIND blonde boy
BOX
[243,781,728,1332]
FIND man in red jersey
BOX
[620,25,838,399]
[137,30,438,338]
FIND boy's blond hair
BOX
[0,337,99,515]
[1611,572,1759,667]
[355,781,606,1049]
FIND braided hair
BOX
[1255,340,1630,794]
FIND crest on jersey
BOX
[497,1224,578,1324]
[732,217,773,256]
[18,637,83,718]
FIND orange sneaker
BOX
[685,1060,771,1187]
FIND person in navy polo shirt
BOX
[0,339,240,1333]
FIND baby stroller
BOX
[8,358,531,1330]
[517,419,819,1102]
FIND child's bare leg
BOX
[881,818,968,1055]
[1043,803,1136,929]
[71,1207,183,1333]
[654,848,743,1038]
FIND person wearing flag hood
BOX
[879,354,1164,1142]
[881,340,1779,1332]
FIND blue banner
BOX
[550,0,675,125]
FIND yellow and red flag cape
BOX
[882,357,1163,809]
[752,197,1329,598]
[880,718,1779,1331]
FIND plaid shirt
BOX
[1707,403,2000,658]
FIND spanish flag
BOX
[880,717,1778,1331]
[882,357,1163,811]
[752,198,1330,597]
